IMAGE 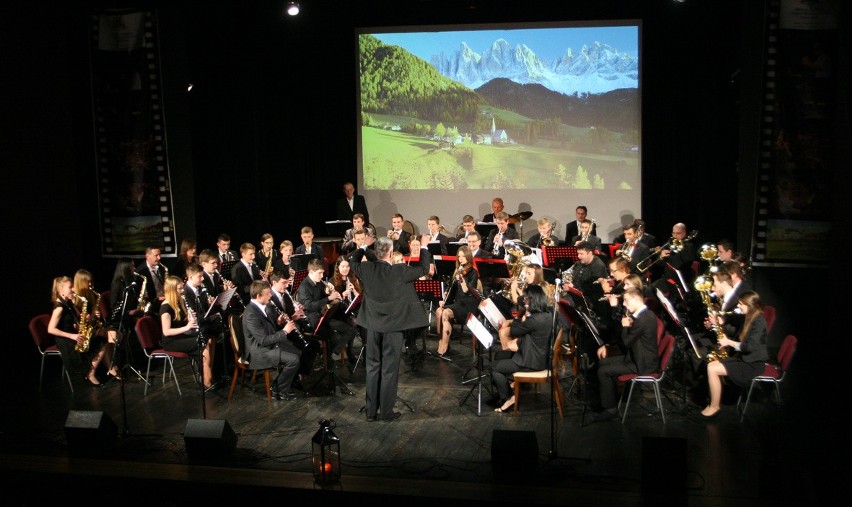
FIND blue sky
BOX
[369,24,639,63]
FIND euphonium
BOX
[693,275,730,362]
[75,295,93,352]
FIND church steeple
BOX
[491,116,496,135]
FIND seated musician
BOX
[172,237,198,280]
[614,219,656,249]
[491,284,552,413]
[160,275,216,391]
[455,215,477,243]
[590,288,658,422]
[650,222,697,296]
[231,242,262,305]
[47,276,111,387]
[495,263,553,351]
[183,263,225,346]
[561,241,608,299]
[294,226,325,263]
[483,197,516,229]
[296,259,354,361]
[342,213,376,254]
[407,235,436,279]
[571,219,601,252]
[425,215,452,255]
[73,269,122,382]
[198,249,236,305]
[485,212,520,258]
[273,240,296,279]
[387,213,410,255]
[527,217,562,249]
[268,272,320,387]
[391,251,406,264]
[434,245,480,358]
[465,231,491,259]
[332,256,363,363]
[616,224,651,275]
[255,233,280,280]
[700,291,769,418]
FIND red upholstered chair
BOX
[134,315,191,396]
[609,243,623,259]
[762,305,777,335]
[617,334,675,424]
[29,314,74,392]
[738,334,797,421]
[655,313,665,345]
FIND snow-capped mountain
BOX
[429,39,638,95]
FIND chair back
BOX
[777,334,797,372]
[690,260,700,279]
[402,220,415,235]
[657,334,676,373]
[99,290,111,321]
[135,315,162,349]
[229,313,247,360]
[762,305,777,334]
[551,328,564,373]
[29,314,54,351]
[655,315,664,345]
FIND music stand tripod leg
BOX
[459,342,492,415]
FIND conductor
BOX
[348,235,432,422]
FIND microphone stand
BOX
[111,285,133,436]
[549,280,560,459]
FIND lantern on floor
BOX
[311,419,340,484]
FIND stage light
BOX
[286,2,300,16]
[311,419,340,484]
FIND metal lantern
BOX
[311,419,340,484]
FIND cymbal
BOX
[509,211,533,222]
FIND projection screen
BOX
[356,21,641,242]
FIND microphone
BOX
[555,278,562,286]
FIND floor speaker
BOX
[183,418,237,461]
[64,410,117,456]
[491,429,538,482]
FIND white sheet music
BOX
[466,314,493,348]
[478,298,506,330]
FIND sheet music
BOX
[206,287,236,319]
[478,298,506,330]
[655,289,681,326]
[466,314,493,348]
[674,267,689,292]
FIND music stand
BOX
[412,279,443,358]
[220,259,237,281]
[558,300,602,426]
[657,288,702,409]
[446,242,463,256]
[542,245,578,269]
[427,242,444,256]
[291,269,309,294]
[344,295,365,372]
[433,257,457,281]
[306,307,354,396]
[325,220,351,238]
[459,314,495,415]
[290,254,314,272]
[475,222,497,240]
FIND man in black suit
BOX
[296,259,354,360]
[564,205,597,243]
[591,288,659,421]
[268,272,320,385]
[617,224,651,275]
[651,222,697,295]
[348,235,432,422]
[387,213,411,255]
[485,212,520,258]
[231,243,263,305]
[425,215,452,255]
[527,217,562,248]
[136,246,167,315]
[482,197,516,230]
[614,219,656,249]
[341,213,376,254]
[294,226,326,270]
[242,281,302,401]
[570,219,602,252]
[466,231,492,259]
[336,181,369,226]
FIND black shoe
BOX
[366,415,377,422]
[83,377,103,388]
[381,412,402,422]
[291,377,304,391]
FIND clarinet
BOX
[283,288,313,333]
[180,291,201,337]
[269,301,309,350]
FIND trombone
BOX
[636,230,698,272]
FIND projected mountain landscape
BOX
[358,26,640,190]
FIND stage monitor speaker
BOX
[491,429,538,482]
[183,418,237,461]
[64,410,117,456]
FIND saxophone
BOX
[75,295,93,352]
[137,275,150,312]
[694,275,730,362]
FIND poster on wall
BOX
[89,8,177,258]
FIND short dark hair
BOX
[524,284,549,314]
[217,233,231,242]
[576,241,595,253]
[576,205,588,213]
[250,281,270,299]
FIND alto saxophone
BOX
[75,295,93,352]
[137,275,150,312]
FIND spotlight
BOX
[286,1,300,16]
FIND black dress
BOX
[721,315,769,387]
[159,302,201,353]
[445,268,480,322]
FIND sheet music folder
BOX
[205,287,236,319]
[542,246,578,267]
[413,279,442,300]
[466,314,493,348]
[473,258,510,279]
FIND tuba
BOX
[75,295,93,353]
[699,243,720,275]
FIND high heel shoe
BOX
[494,399,515,413]
[83,376,102,388]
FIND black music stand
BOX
[446,242,463,256]
[290,254,314,273]
[412,280,442,358]
[475,222,497,240]
[473,258,510,296]
[344,295,365,372]
[325,220,351,238]
[657,288,702,410]
[220,259,237,281]
[558,300,602,427]
[542,245,578,270]
[427,242,444,256]
[433,257,457,281]
[459,313,495,415]
[306,307,354,396]
[109,283,139,436]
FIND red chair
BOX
[762,305,777,335]
[134,315,191,396]
[617,334,675,424]
[29,314,74,392]
[738,334,797,421]
[655,315,665,346]
[609,243,623,259]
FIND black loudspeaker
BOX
[183,419,237,461]
[64,410,117,456]
[491,429,538,482]
[642,437,687,507]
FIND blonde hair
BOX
[163,275,186,321]
[51,276,71,303]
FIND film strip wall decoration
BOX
[752,0,834,267]
[89,8,176,258]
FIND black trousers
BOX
[364,329,403,418]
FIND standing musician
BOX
[296,259,353,360]
[485,212,520,257]
[331,256,363,363]
[73,269,122,382]
[571,219,601,252]
[273,240,297,279]
[425,215,452,255]
[255,233,280,280]
[347,236,433,422]
[434,245,480,357]
[565,205,597,242]
[590,288,659,422]
[700,291,769,418]
[136,246,167,314]
[232,242,263,305]
[491,284,552,413]
[160,275,217,391]
[342,214,376,254]
[387,213,411,255]
[47,276,113,387]
[527,217,562,248]
[336,181,370,226]
[268,272,320,389]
